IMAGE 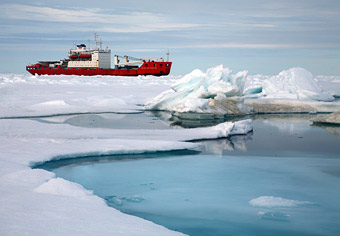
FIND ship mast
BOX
[166,49,170,62]
[94,32,98,49]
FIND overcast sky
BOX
[1,0,339,75]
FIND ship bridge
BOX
[68,34,111,69]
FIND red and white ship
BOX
[26,34,172,76]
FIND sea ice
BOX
[0,73,179,118]
[0,70,338,236]
[0,72,255,236]
[243,76,264,96]
[261,68,334,101]
[34,177,94,200]
[147,66,337,115]
[312,111,340,125]
[249,196,314,208]
[146,65,248,113]
[0,116,251,236]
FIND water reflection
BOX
[313,124,340,139]
[197,133,253,156]
[31,111,340,159]
[150,111,328,129]
[30,110,331,132]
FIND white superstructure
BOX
[67,46,111,68]
[67,33,111,68]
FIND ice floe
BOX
[249,196,314,208]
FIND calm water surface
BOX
[35,113,340,236]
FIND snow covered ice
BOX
[260,67,334,101]
[0,73,252,236]
[0,74,179,117]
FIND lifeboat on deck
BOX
[79,54,91,58]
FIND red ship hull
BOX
[26,62,172,76]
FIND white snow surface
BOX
[0,73,253,236]
[316,75,340,98]
[0,74,180,118]
[147,66,337,113]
